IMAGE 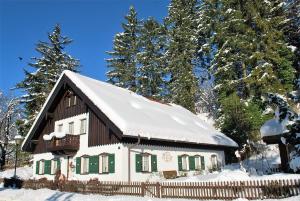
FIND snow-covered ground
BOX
[0,186,299,201]
[0,166,32,180]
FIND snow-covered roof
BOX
[22,70,238,149]
[260,119,288,137]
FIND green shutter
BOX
[136,154,142,172]
[109,154,115,173]
[189,156,195,171]
[178,156,182,171]
[44,160,51,174]
[57,159,61,170]
[36,161,39,174]
[76,157,81,174]
[201,156,205,170]
[89,155,99,174]
[151,155,157,172]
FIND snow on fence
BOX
[21,179,300,200]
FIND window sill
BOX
[141,171,151,173]
[80,172,89,175]
[99,172,109,174]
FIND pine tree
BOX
[165,0,199,112]
[136,17,167,99]
[284,0,300,76]
[206,0,296,142]
[106,6,141,92]
[16,24,79,130]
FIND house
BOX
[21,70,238,181]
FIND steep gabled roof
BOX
[22,71,238,151]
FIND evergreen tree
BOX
[16,25,79,130]
[284,0,300,76]
[106,6,141,92]
[165,0,199,112]
[208,0,295,142]
[136,17,167,99]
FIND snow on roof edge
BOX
[22,70,238,149]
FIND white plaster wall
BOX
[33,113,226,182]
[125,144,225,182]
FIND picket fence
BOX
[22,179,300,200]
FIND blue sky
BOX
[0,0,169,95]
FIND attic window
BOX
[65,95,77,108]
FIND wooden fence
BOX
[21,179,300,200]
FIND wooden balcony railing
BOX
[46,134,80,155]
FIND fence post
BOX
[156,182,161,198]
[141,182,145,197]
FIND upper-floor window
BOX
[80,119,87,134]
[73,96,77,106]
[58,124,63,132]
[65,94,77,108]
[67,96,72,107]
[68,122,74,134]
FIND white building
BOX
[21,70,238,181]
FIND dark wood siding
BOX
[51,88,87,120]
[32,85,121,153]
[88,109,120,147]
[33,119,54,154]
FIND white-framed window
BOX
[39,160,45,175]
[80,118,87,134]
[99,154,109,173]
[182,155,189,171]
[68,122,74,134]
[81,156,89,174]
[142,154,150,172]
[58,124,63,132]
[51,160,58,174]
[68,96,72,107]
[211,154,218,169]
[195,155,201,170]
[73,95,77,105]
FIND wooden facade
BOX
[29,81,121,154]
[88,110,120,147]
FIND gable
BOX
[22,74,123,152]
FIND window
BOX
[81,156,89,174]
[67,96,72,107]
[58,124,63,132]
[51,160,58,175]
[181,155,189,171]
[136,153,157,173]
[211,155,218,169]
[80,119,87,134]
[39,160,45,175]
[195,155,201,170]
[68,122,74,134]
[73,96,77,105]
[99,154,109,173]
[142,154,150,172]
